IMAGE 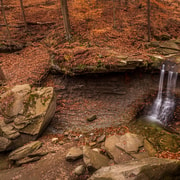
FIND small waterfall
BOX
[149,64,165,120]
[148,64,178,125]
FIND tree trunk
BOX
[60,0,71,40]
[113,0,116,28]
[0,66,6,83]
[19,0,28,31]
[147,0,151,42]
[0,0,11,39]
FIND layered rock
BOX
[0,84,56,151]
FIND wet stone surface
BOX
[45,72,161,133]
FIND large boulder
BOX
[83,146,110,172]
[115,132,144,153]
[104,135,133,163]
[0,84,56,151]
[88,157,180,180]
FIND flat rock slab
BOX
[88,157,180,180]
[115,132,144,153]
[105,135,133,163]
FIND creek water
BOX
[147,64,178,125]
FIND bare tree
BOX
[59,0,71,40]
[19,0,28,31]
[0,66,6,83]
[147,0,151,42]
[0,0,11,39]
[113,0,116,28]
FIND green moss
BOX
[130,119,180,153]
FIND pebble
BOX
[59,141,64,145]
[51,138,59,144]
[73,165,85,176]
[64,131,69,136]
[89,142,96,147]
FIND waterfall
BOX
[148,64,178,125]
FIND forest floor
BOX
[0,0,180,179]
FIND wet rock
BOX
[87,115,97,122]
[133,119,180,153]
[9,141,42,161]
[16,156,41,166]
[83,146,110,172]
[88,157,180,180]
[115,133,144,153]
[105,135,133,163]
[73,165,86,176]
[0,84,56,151]
[97,135,106,143]
[144,139,157,157]
[0,137,12,152]
[66,147,83,161]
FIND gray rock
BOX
[66,147,83,161]
[83,146,110,171]
[9,141,42,161]
[88,157,180,180]
[115,133,144,153]
[105,135,133,163]
[73,165,86,176]
[0,136,12,152]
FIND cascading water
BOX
[148,64,178,125]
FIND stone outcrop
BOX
[88,157,180,180]
[0,84,56,151]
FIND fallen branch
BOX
[0,21,56,28]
